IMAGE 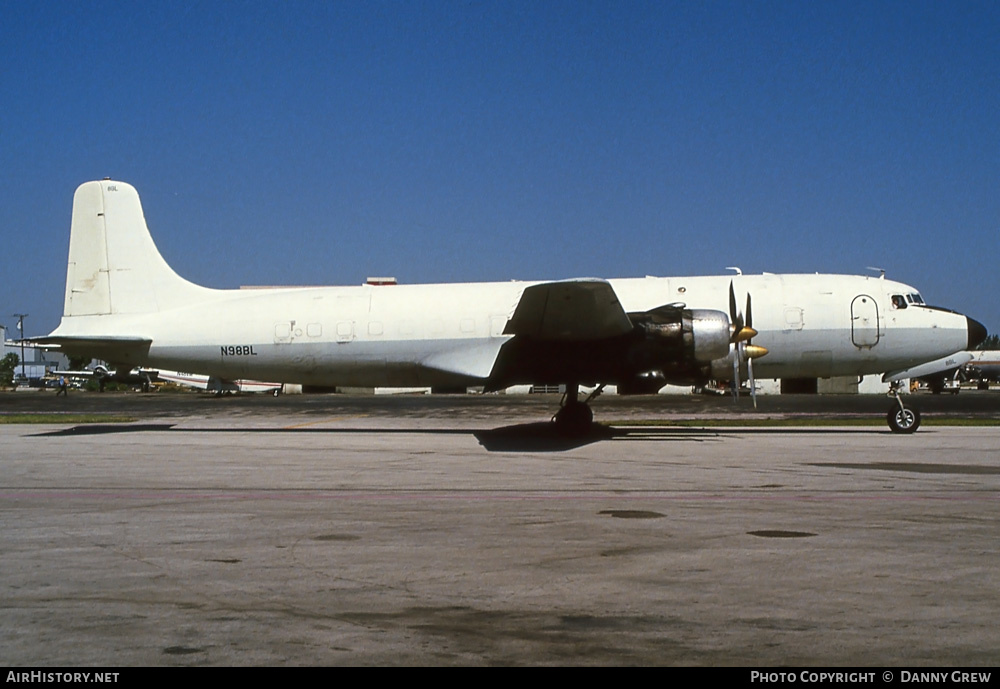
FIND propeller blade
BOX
[732,344,740,400]
[729,285,759,404]
[728,281,743,338]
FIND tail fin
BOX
[64,180,215,317]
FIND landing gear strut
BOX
[553,384,604,434]
[887,381,921,434]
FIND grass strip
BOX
[607,417,1000,427]
[0,414,138,424]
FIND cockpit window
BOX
[909,293,924,304]
[891,294,907,309]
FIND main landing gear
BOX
[553,384,604,435]
[887,381,921,434]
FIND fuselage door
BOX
[851,295,879,347]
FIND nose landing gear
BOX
[887,381,921,433]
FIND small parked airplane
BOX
[38,180,987,432]
[51,364,158,392]
[156,370,282,396]
[967,350,1000,389]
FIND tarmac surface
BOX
[2,390,999,665]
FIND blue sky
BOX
[2,0,997,337]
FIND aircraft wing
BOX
[52,365,158,380]
[51,369,100,378]
[503,279,633,341]
[154,371,211,390]
[422,340,509,380]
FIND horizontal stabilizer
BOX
[29,335,152,359]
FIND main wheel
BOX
[553,400,594,435]
[887,406,921,434]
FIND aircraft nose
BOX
[967,317,988,350]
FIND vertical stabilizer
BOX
[63,180,214,317]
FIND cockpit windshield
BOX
[892,293,925,309]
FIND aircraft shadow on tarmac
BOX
[474,422,619,451]
[31,421,877,453]
[33,421,645,451]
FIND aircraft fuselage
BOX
[57,273,972,389]
[43,180,984,396]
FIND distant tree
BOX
[1,353,19,387]
[977,334,1000,351]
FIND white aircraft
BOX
[156,370,282,396]
[51,364,158,392]
[967,350,1000,389]
[39,180,987,433]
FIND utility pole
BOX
[12,313,27,379]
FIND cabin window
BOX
[783,307,804,330]
[336,321,354,341]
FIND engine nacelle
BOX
[685,309,733,362]
[635,307,731,362]
[709,350,738,381]
[617,370,667,395]
[625,306,732,386]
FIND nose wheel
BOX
[887,406,921,433]
[887,382,921,434]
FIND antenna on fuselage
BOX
[866,266,886,279]
[726,266,742,275]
